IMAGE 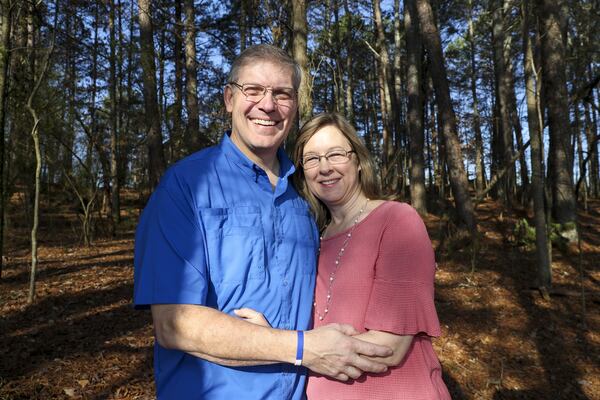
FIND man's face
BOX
[224,61,298,160]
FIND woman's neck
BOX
[327,192,369,231]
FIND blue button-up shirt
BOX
[134,133,318,400]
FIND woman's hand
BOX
[233,308,271,327]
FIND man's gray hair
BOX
[227,44,302,91]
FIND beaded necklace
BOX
[314,198,369,322]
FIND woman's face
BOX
[302,125,362,208]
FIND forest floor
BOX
[0,193,598,400]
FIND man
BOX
[133,44,391,399]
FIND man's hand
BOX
[234,308,271,327]
[303,324,393,381]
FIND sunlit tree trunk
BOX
[184,0,202,153]
[491,0,514,203]
[415,0,476,233]
[173,0,184,159]
[138,0,166,189]
[467,0,486,193]
[536,0,576,231]
[522,0,551,288]
[342,0,355,125]
[373,0,394,184]
[404,0,426,214]
[289,0,311,150]
[27,0,56,303]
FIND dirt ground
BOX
[0,197,598,400]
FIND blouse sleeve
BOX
[363,202,441,337]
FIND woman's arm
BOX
[354,330,413,366]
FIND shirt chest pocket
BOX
[199,207,266,284]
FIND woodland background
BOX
[0,0,598,399]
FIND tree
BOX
[291,0,311,134]
[184,0,201,153]
[138,0,166,190]
[404,0,427,214]
[536,0,577,234]
[414,0,477,233]
[523,0,551,288]
[0,0,13,278]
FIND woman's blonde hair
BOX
[292,112,381,229]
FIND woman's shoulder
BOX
[375,200,423,220]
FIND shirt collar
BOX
[220,131,296,181]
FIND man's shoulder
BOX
[161,145,222,184]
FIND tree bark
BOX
[415,0,476,233]
[184,0,202,153]
[173,0,184,159]
[467,0,486,193]
[291,0,311,127]
[372,0,394,183]
[138,0,166,189]
[404,0,426,214]
[27,0,55,303]
[522,0,551,288]
[491,0,515,202]
[535,0,577,226]
[584,102,599,197]
[0,0,12,278]
[342,0,355,125]
[109,0,120,233]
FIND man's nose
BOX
[258,90,277,111]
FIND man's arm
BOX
[151,304,393,380]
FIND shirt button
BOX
[282,280,288,286]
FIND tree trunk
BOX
[467,0,486,193]
[522,0,551,288]
[27,1,55,303]
[491,0,514,203]
[109,0,120,233]
[291,0,311,127]
[0,0,11,258]
[415,0,476,233]
[584,102,599,197]
[536,0,577,228]
[138,0,166,189]
[342,0,355,125]
[404,0,426,214]
[0,0,12,278]
[373,0,394,183]
[172,0,184,160]
[184,0,202,153]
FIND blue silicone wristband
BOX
[295,331,304,366]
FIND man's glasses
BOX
[301,149,355,169]
[229,82,296,106]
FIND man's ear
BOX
[224,85,234,112]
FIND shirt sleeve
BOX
[364,203,441,337]
[133,171,209,308]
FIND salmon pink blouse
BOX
[307,201,451,400]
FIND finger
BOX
[352,338,393,358]
[334,323,360,336]
[345,366,362,380]
[335,373,350,382]
[349,354,388,374]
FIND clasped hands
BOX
[234,308,392,381]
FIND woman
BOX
[291,112,451,399]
